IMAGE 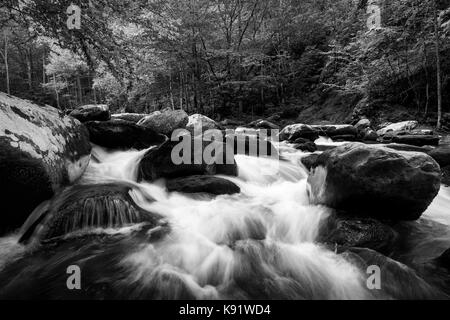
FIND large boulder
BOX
[377,120,418,136]
[85,119,167,150]
[111,113,147,124]
[279,124,319,142]
[166,176,240,196]
[186,114,220,136]
[0,93,91,234]
[138,136,238,181]
[18,183,166,244]
[307,143,441,221]
[428,146,450,167]
[137,109,188,136]
[69,104,110,122]
[391,134,440,147]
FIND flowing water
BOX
[0,140,449,299]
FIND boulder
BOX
[377,121,418,136]
[166,176,240,196]
[311,124,358,138]
[300,154,319,171]
[293,139,318,153]
[86,119,167,150]
[355,118,371,131]
[341,248,445,299]
[383,143,434,153]
[18,183,165,244]
[111,113,147,123]
[307,143,441,221]
[0,93,91,234]
[138,136,238,181]
[428,146,450,167]
[360,128,378,142]
[69,104,110,122]
[186,114,220,136]
[248,119,280,130]
[138,109,188,136]
[392,135,440,147]
[279,124,319,142]
[320,217,398,255]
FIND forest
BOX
[0,0,449,128]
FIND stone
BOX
[86,119,167,150]
[111,113,147,123]
[186,114,220,136]
[0,93,91,234]
[69,104,110,122]
[279,124,319,142]
[138,109,188,136]
[392,135,440,147]
[307,143,441,221]
[166,176,240,196]
[377,121,418,136]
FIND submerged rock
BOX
[86,119,167,150]
[18,183,165,244]
[69,104,110,123]
[0,93,91,234]
[307,143,441,221]
[166,176,240,196]
[138,109,188,136]
[138,136,238,181]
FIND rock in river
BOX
[86,119,167,150]
[166,176,240,196]
[307,143,441,221]
[0,93,91,234]
[69,104,110,123]
[138,109,188,136]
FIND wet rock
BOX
[111,113,147,123]
[85,119,167,150]
[18,183,165,244]
[428,146,450,167]
[308,143,441,221]
[436,248,450,269]
[69,104,110,122]
[311,124,358,138]
[186,114,221,136]
[166,176,240,196]
[300,154,319,171]
[341,248,446,299]
[138,136,238,181]
[294,139,317,152]
[384,143,434,153]
[321,217,398,255]
[0,93,91,234]
[138,109,188,136]
[392,135,440,147]
[377,120,418,136]
[279,124,319,142]
[360,128,379,142]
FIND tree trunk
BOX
[26,47,33,92]
[3,33,10,95]
[434,0,442,129]
[53,74,60,109]
[76,75,83,105]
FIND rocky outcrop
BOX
[138,137,238,181]
[69,104,110,122]
[18,183,166,244]
[85,119,167,150]
[166,176,240,196]
[0,93,91,234]
[138,109,188,136]
[111,113,147,123]
[307,143,441,221]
